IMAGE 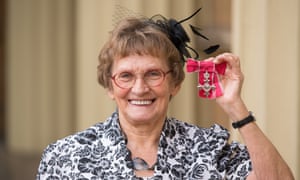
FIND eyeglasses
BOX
[111,69,172,89]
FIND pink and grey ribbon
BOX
[186,58,227,99]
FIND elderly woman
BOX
[37,15,294,179]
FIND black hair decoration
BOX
[149,8,219,63]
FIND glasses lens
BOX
[144,70,164,86]
[115,72,134,88]
[113,69,167,88]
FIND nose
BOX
[131,77,150,94]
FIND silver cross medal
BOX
[197,70,215,98]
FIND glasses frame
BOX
[111,69,172,89]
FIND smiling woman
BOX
[36,11,294,179]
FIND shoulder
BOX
[165,118,251,179]
[37,112,124,178]
[165,117,243,155]
[41,112,121,160]
[40,122,103,160]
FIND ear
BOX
[170,84,181,96]
[107,88,115,100]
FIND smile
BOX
[129,99,155,105]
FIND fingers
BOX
[214,53,242,75]
[214,53,240,66]
[202,52,243,79]
[204,53,241,69]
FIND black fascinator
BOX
[149,8,219,63]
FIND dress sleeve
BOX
[36,143,60,179]
[208,124,252,179]
[36,139,74,179]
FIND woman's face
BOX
[108,55,180,126]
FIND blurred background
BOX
[0,0,299,179]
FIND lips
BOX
[129,99,155,105]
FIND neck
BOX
[119,114,165,161]
[120,119,164,148]
[118,111,165,146]
[119,116,165,177]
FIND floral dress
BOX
[36,111,252,180]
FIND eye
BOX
[145,70,163,80]
[117,72,134,82]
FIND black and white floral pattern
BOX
[37,112,252,179]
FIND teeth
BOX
[130,100,152,105]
